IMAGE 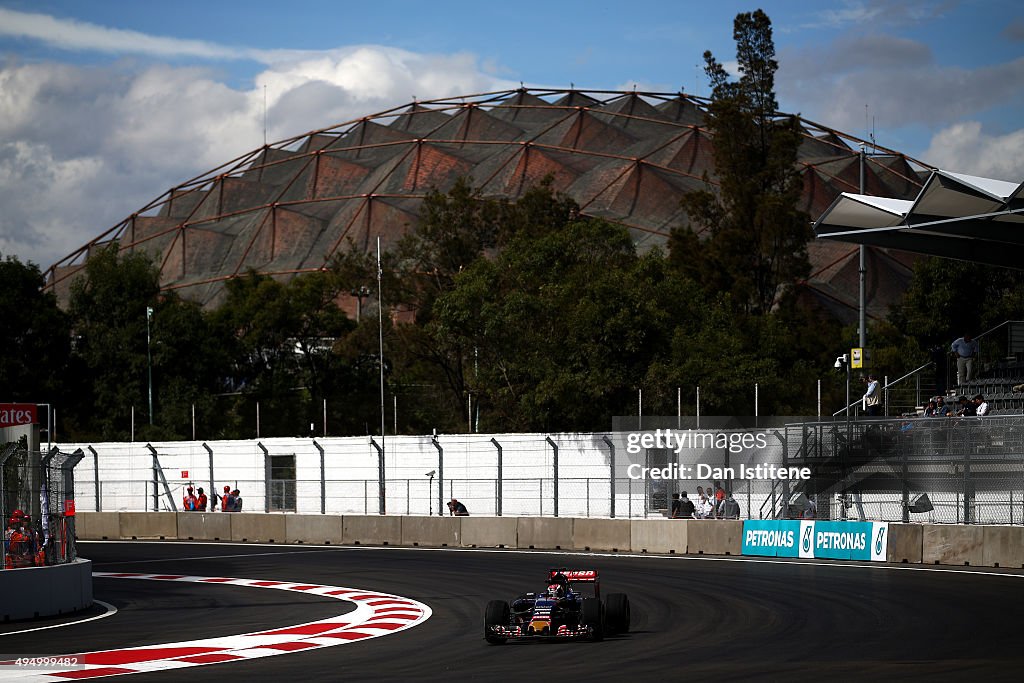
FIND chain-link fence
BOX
[776,415,1024,524]
[2,444,84,569]
[61,416,1024,524]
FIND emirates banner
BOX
[0,403,38,428]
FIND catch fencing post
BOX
[546,436,559,517]
[88,445,100,512]
[431,435,443,517]
[203,443,214,512]
[602,435,616,519]
[258,442,270,513]
[491,438,503,516]
[370,438,385,515]
[313,440,326,514]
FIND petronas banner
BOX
[742,520,888,561]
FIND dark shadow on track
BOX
[21,542,1024,681]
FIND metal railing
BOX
[2,444,84,569]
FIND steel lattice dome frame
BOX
[44,88,932,319]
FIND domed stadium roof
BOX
[43,88,932,321]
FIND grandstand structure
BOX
[43,88,932,319]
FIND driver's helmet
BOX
[547,583,564,598]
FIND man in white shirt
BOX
[973,394,989,416]
[862,374,881,417]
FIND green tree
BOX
[66,244,162,438]
[669,9,810,316]
[433,218,686,431]
[0,254,70,401]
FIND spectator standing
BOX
[183,486,198,511]
[863,374,881,417]
[232,490,243,512]
[950,334,978,386]
[196,487,208,512]
[220,486,235,512]
[713,482,726,517]
[670,493,682,518]
[677,492,696,519]
[720,491,741,519]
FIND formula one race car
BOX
[484,568,630,644]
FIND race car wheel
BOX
[581,597,604,642]
[484,600,510,644]
[605,593,630,635]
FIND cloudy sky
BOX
[0,0,1021,269]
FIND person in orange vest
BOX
[196,487,208,512]
[183,486,199,511]
[221,486,234,512]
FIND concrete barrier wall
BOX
[573,518,629,552]
[119,512,177,539]
[343,515,402,545]
[630,519,687,554]
[230,513,287,543]
[72,513,1024,569]
[0,559,93,621]
[461,517,518,548]
[687,520,743,555]
[286,515,345,545]
[76,512,120,540]
[401,516,461,547]
[923,525,984,566]
[982,525,1024,568]
[887,523,923,564]
[517,517,573,549]
[177,513,231,541]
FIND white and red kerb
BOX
[0,572,432,680]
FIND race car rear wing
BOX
[548,568,598,583]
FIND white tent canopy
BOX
[814,169,1024,269]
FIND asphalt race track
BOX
[3,541,1024,680]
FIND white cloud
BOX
[0,43,516,268]
[0,8,256,60]
[778,36,1024,134]
[921,121,1024,180]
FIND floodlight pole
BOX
[858,144,867,351]
[146,306,154,425]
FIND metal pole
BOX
[88,445,100,512]
[677,387,681,429]
[146,306,154,425]
[202,442,214,511]
[858,143,867,351]
[696,386,701,429]
[755,383,759,424]
[602,435,616,519]
[377,236,386,488]
[191,404,196,441]
[491,438,503,517]
[323,398,327,437]
[370,438,385,515]
[258,442,270,513]
[313,440,326,515]
[546,436,559,518]
[638,388,642,430]
[256,401,260,439]
[432,435,443,517]
[817,379,821,418]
